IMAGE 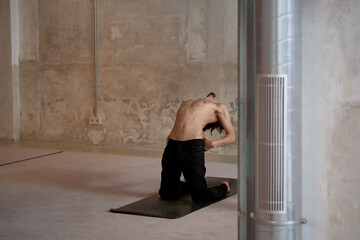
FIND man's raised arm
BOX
[204,104,235,151]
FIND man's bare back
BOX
[168,99,218,140]
[168,94,235,152]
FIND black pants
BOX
[159,139,228,203]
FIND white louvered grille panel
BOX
[256,74,287,214]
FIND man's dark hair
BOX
[203,121,224,135]
[203,92,222,134]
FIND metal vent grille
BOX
[256,74,287,214]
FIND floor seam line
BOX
[0,151,63,167]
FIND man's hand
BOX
[204,136,215,151]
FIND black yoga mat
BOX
[109,177,237,219]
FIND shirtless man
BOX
[159,92,235,203]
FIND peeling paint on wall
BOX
[17,0,238,155]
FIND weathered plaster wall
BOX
[302,0,360,239]
[18,0,238,154]
[19,0,38,61]
[0,0,14,139]
[1,0,358,237]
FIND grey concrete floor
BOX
[0,141,237,240]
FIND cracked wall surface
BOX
[0,0,359,239]
[18,0,238,154]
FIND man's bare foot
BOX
[221,180,230,193]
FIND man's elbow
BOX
[228,133,236,144]
[231,136,236,144]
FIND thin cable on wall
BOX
[94,0,98,117]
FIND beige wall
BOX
[2,0,359,237]
[0,0,15,139]
[18,0,238,154]
[302,0,360,239]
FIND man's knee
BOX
[159,188,170,199]
[159,187,179,200]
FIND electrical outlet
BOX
[89,116,103,125]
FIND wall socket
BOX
[89,116,103,125]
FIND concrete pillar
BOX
[0,0,20,140]
[10,0,21,140]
